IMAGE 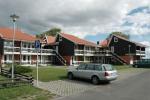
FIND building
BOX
[99,34,146,64]
[0,28,55,65]
[0,27,146,66]
[43,33,112,66]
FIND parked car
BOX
[67,63,118,85]
[133,59,150,68]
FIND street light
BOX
[10,14,19,80]
[128,44,132,65]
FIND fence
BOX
[0,68,34,89]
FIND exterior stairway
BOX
[110,52,128,65]
[54,51,66,65]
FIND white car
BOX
[67,63,118,85]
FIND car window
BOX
[86,64,94,70]
[94,65,103,71]
[103,65,114,71]
[78,64,86,70]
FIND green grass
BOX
[0,85,53,100]
[113,65,144,72]
[0,75,7,80]
[27,66,67,82]
[114,65,131,70]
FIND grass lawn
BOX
[114,65,131,70]
[27,66,67,82]
[0,85,54,100]
[0,75,7,80]
[113,65,145,72]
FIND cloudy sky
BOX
[0,0,150,57]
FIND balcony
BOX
[4,46,55,55]
[4,46,20,54]
[21,48,54,55]
[94,50,111,56]
[136,50,145,56]
[74,49,111,56]
[74,50,84,56]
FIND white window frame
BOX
[59,36,62,41]
[114,37,118,42]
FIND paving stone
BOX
[34,80,96,96]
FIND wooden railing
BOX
[0,68,34,85]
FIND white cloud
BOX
[0,0,149,38]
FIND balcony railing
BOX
[136,50,145,56]
[75,49,111,56]
[4,46,55,55]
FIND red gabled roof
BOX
[47,36,56,44]
[0,27,36,42]
[100,40,108,47]
[60,33,98,47]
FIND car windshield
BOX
[103,65,114,71]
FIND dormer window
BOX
[114,37,118,42]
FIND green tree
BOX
[36,27,61,38]
[111,32,130,39]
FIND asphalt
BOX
[55,70,150,100]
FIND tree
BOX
[36,27,61,38]
[111,32,130,39]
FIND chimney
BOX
[97,41,99,45]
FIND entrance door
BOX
[111,46,114,53]
[56,46,59,53]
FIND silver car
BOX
[67,63,118,85]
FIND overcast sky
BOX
[0,0,150,57]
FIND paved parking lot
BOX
[34,80,96,96]
[34,68,148,97]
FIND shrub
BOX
[9,65,32,74]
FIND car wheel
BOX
[92,76,99,85]
[68,73,73,80]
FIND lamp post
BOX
[10,14,19,80]
[128,44,132,65]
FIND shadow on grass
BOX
[59,76,67,80]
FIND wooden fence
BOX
[0,68,34,89]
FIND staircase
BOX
[110,52,128,65]
[54,51,66,65]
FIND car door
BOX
[94,64,105,80]
[83,64,95,79]
[73,64,87,78]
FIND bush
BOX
[9,65,32,74]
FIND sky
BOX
[0,0,150,57]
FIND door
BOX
[56,46,59,53]
[73,63,87,78]
[111,46,114,53]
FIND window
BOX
[94,65,103,71]
[4,55,7,61]
[23,55,26,61]
[78,64,86,70]
[86,64,94,70]
[59,36,62,41]
[114,37,118,42]
[4,41,13,47]
[103,65,114,71]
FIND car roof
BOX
[80,63,111,66]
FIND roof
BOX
[60,33,98,47]
[100,34,147,47]
[47,36,56,44]
[100,40,108,47]
[0,27,36,42]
